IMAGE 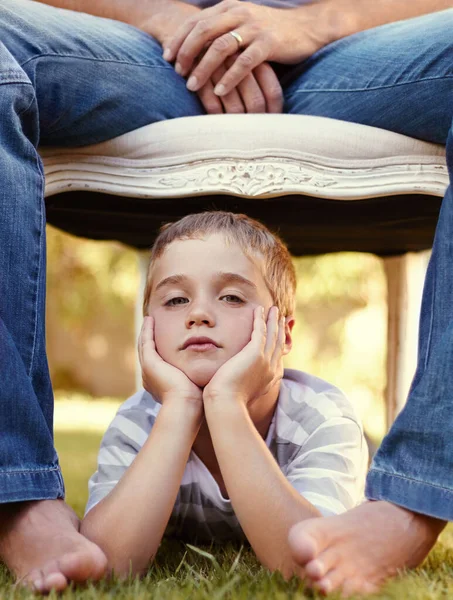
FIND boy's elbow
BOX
[95,546,151,580]
[257,547,301,580]
[106,556,149,580]
[80,520,151,579]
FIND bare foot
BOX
[288,501,445,597]
[0,499,107,593]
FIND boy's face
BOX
[147,233,281,388]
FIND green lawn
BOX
[1,429,452,599]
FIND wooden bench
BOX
[42,114,448,425]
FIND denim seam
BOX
[370,467,453,492]
[28,113,45,378]
[19,52,174,71]
[423,270,436,371]
[16,88,36,118]
[0,466,60,475]
[286,74,453,98]
[0,72,31,85]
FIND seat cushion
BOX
[41,114,448,255]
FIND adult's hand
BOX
[162,0,335,96]
[138,1,283,113]
[138,0,201,48]
[198,57,283,114]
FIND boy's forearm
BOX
[204,400,320,577]
[81,399,202,577]
[318,0,452,44]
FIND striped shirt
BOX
[86,369,368,543]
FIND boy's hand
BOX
[203,306,285,406]
[139,316,203,407]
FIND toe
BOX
[305,548,342,581]
[288,521,321,565]
[58,545,108,582]
[313,567,347,596]
[341,578,363,598]
[20,568,44,592]
[305,558,326,581]
[42,572,68,593]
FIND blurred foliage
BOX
[46,225,139,327]
[288,253,387,441]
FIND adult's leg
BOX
[285,10,453,596]
[0,0,202,591]
[283,9,453,144]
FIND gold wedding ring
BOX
[228,30,244,50]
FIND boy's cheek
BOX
[233,309,255,347]
[151,313,170,353]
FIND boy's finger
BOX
[138,320,145,365]
[264,306,279,356]
[139,317,156,365]
[271,316,286,369]
[251,305,267,350]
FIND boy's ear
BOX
[283,316,295,355]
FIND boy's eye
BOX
[165,297,189,306]
[221,294,243,304]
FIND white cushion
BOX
[42,114,448,201]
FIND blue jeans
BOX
[1,0,453,517]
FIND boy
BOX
[81,211,368,578]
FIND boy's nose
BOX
[187,317,211,326]
[186,305,215,328]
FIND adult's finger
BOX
[211,63,246,113]
[235,70,267,113]
[185,27,252,92]
[251,62,283,113]
[174,13,240,78]
[213,39,269,96]
[197,79,224,114]
[163,0,239,65]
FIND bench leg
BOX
[383,251,430,428]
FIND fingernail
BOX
[163,48,172,61]
[214,83,226,96]
[186,75,198,91]
[175,62,183,75]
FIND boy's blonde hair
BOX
[143,211,296,317]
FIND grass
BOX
[0,407,452,599]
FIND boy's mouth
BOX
[181,336,220,351]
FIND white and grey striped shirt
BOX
[86,369,368,543]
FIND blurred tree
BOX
[46,225,139,396]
